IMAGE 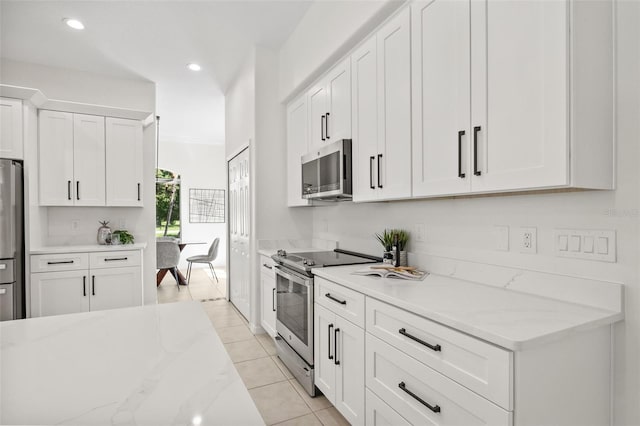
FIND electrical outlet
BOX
[71,220,79,234]
[518,227,537,254]
[415,224,425,242]
[117,218,127,229]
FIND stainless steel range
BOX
[272,248,379,396]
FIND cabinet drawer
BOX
[366,298,512,410]
[90,251,141,269]
[366,334,512,426]
[260,255,276,279]
[315,277,365,328]
[366,389,411,426]
[31,253,89,272]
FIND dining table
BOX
[156,239,207,286]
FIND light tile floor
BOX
[157,268,349,426]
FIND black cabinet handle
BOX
[377,154,383,188]
[458,130,466,178]
[92,275,96,296]
[398,382,441,413]
[83,276,86,297]
[76,181,80,200]
[263,263,273,270]
[137,183,141,201]
[328,323,334,360]
[325,112,330,139]
[104,257,128,262]
[325,293,346,305]
[321,115,326,141]
[399,328,441,352]
[334,327,340,365]
[369,156,375,189]
[473,126,482,176]
[47,260,74,265]
[272,288,276,312]
[67,180,71,200]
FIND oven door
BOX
[275,266,314,365]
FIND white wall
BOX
[225,53,255,156]
[278,0,404,101]
[158,141,227,269]
[279,1,640,424]
[0,59,159,305]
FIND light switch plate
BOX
[553,229,616,262]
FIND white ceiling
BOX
[0,1,312,145]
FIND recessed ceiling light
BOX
[63,18,85,30]
[187,63,201,72]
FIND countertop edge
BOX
[30,243,148,254]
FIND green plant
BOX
[375,229,409,251]
[112,230,134,245]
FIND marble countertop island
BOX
[0,302,264,425]
[313,264,624,351]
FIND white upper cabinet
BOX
[352,7,412,202]
[39,110,76,206]
[105,117,144,206]
[73,114,106,206]
[412,0,613,197]
[307,57,352,152]
[286,94,310,207]
[39,111,106,206]
[0,97,23,160]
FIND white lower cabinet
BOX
[366,389,411,426]
[260,255,277,336]
[30,250,143,317]
[314,303,365,426]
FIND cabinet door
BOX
[470,0,568,192]
[105,117,143,206]
[286,95,310,207]
[351,35,379,202]
[335,316,365,426]
[377,7,412,200]
[260,266,277,337]
[89,266,142,312]
[73,114,106,206]
[39,110,74,206]
[314,303,336,402]
[0,97,23,160]
[308,84,328,151]
[326,57,352,142]
[31,270,89,317]
[412,0,472,197]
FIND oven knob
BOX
[277,249,287,257]
[306,260,315,266]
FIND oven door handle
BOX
[274,266,313,288]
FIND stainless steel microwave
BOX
[301,139,352,201]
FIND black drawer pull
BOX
[321,115,326,141]
[334,327,340,365]
[369,156,375,189]
[67,180,71,200]
[47,260,74,265]
[398,382,441,413]
[83,276,86,296]
[325,293,346,305]
[104,257,128,262]
[76,181,80,200]
[328,323,334,360]
[92,275,96,296]
[377,154,383,188]
[263,263,273,270]
[325,112,330,139]
[399,328,441,352]
[137,183,141,201]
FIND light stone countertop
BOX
[30,243,148,254]
[0,302,264,425]
[312,264,623,351]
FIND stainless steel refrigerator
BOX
[0,159,24,321]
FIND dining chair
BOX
[186,238,220,284]
[156,239,182,290]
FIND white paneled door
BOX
[228,148,251,320]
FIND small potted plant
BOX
[375,229,409,266]
[111,230,134,245]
